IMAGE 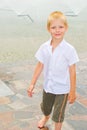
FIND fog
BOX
[0,0,87,17]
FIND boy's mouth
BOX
[55,33,61,36]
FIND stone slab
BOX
[0,80,14,97]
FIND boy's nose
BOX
[56,28,60,32]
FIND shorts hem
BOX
[52,117,64,123]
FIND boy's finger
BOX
[27,91,34,97]
[68,97,76,104]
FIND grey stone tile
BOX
[67,120,87,130]
[21,97,34,105]
[8,100,28,110]
[68,102,87,115]
[12,71,33,80]
[19,121,30,129]
[9,80,28,90]
[77,87,87,96]
[14,111,33,120]
[16,93,25,99]
[18,89,27,96]
[0,80,14,97]
[0,105,12,112]
[8,95,19,102]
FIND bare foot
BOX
[38,116,50,128]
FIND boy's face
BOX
[48,19,67,40]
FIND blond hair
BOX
[47,11,68,30]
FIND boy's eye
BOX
[50,26,64,29]
[59,26,64,28]
[51,26,56,29]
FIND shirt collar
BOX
[47,38,65,48]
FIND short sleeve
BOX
[35,45,44,64]
[67,47,79,66]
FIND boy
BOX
[27,11,79,130]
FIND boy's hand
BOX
[27,85,34,97]
[68,91,76,104]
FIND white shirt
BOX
[35,39,79,94]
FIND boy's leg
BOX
[55,122,62,130]
[38,115,50,128]
[52,94,68,130]
[38,90,55,128]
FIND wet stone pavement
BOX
[0,53,87,130]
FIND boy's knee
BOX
[45,115,50,119]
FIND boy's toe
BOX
[38,126,49,130]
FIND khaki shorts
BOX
[41,90,68,123]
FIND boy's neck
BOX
[50,38,63,52]
[51,38,63,47]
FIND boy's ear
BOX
[47,27,49,32]
[65,26,68,32]
[47,28,51,33]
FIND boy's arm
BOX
[27,61,43,97]
[68,64,76,104]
